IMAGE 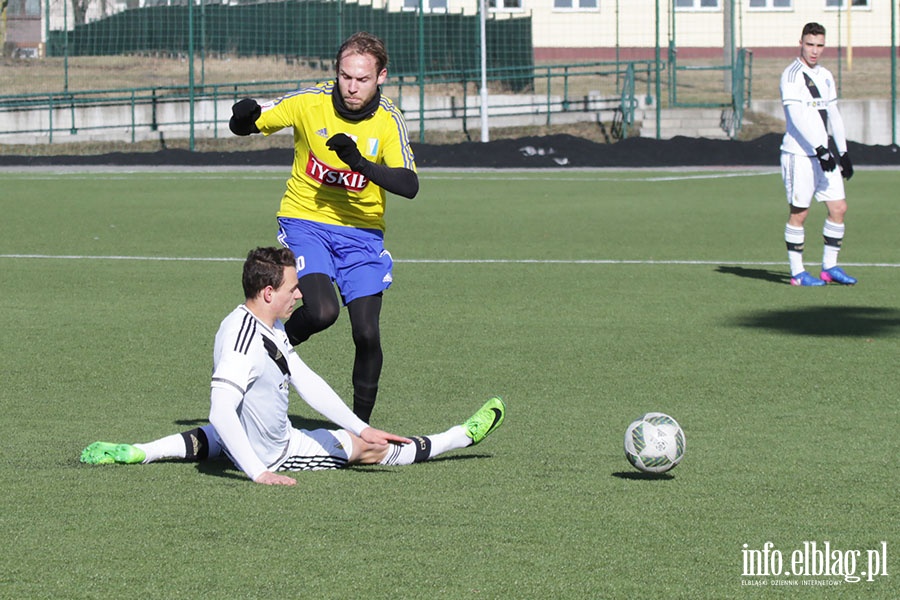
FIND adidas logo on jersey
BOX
[315,127,328,138]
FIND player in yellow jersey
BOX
[229,32,418,422]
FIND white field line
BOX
[0,171,780,183]
[0,254,898,268]
[0,168,894,267]
[4,166,898,180]
[419,170,781,182]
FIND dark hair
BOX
[242,246,296,299]
[802,22,826,37]
[335,31,389,74]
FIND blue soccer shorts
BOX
[277,217,393,305]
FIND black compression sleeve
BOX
[355,163,419,199]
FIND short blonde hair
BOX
[336,32,388,74]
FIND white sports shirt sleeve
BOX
[209,385,268,481]
[780,58,845,156]
[286,352,369,437]
[826,98,848,155]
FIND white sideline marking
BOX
[0,254,243,262]
[421,170,780,182]
[0,169,781,183]
[0,254,898,268]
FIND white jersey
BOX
[209,305,369,479]
[211,306,296,469]
[780,58,847,157]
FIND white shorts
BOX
[273,428,353,471]
[781,152,845,208]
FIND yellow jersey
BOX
[256,82,416,232]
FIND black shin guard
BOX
[409,436,433,463]
[180,428,210,461]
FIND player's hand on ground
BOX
[326,133,365,171]
[360,427,411,446]
[815,145,836,172]
[229,98,261,136]
[254,471,297,486]
[839,152,854,180]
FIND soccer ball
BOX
[624,412,685,473]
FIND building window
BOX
[403,0,448,11]
[748,0,791,9]
[554,0,598,10]
[489,0,524,11]
[825,0,869,8]
[675,0,720,10]
[7,0,42,17]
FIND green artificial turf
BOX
[0,168,896,599]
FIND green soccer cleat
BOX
[80,442,145,465]
[464,396,506,445]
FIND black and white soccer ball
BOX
[624,412,685,473]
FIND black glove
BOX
[326,133,365,171]
[815,145,836,172]
[229,98,260,136]
[839,152,854,180]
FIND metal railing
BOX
[0,58,751,145]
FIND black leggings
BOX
[284,273,383,422]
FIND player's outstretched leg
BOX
[80,442,146,465]
[376,396,506,466]
[464,396,506,445]
[80,427,219,465]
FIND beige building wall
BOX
[481,0,896,52]
[20,0,900,56]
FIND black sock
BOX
[348,294,383,422]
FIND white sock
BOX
[135,434,187,464]
[134,425,221,464]
[784,224,806,276]
[379,425,471,466]
[822,219,845,270]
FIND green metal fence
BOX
[0,60,651,145]
[43,0,900,147]
[3,0,899,147]
[44,0,534,91]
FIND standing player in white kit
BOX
[780,22,857,287]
